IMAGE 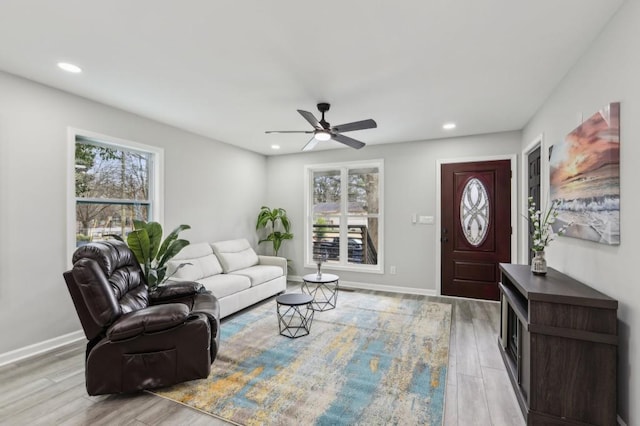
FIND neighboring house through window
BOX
[68,129,163,258]
[305,160,383,273]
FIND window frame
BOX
[67,128,164,266]
[304,159,384,274]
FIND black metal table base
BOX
[276,294,314,338]
[301,274,340,311]
[301,279,339,311]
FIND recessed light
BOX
[271,145,280,150]
[57,62,82,73]
[442,122,456,130]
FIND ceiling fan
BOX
[265,103,377,151]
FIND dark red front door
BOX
[441,160,511,300]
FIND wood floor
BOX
[0,286,524,425]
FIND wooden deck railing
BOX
[312,224,378,264]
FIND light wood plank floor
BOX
[0,286,523,425]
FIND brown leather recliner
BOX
[63,240,220,395]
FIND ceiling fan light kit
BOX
[314,130,332,141]
[266,102,377,151]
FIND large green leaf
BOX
[144,222,163,260]
[147,267,159,287]
[157,224,191,261]
[272,231,294,255]
[155,266,167,284]
[133,219,146,230]
[158,238,190,268]
[127,229,151,265]
[273,239,281,256]
[256,206,273,230]
[278,209,291,232]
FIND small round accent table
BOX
[301,273,339,311]
[276,293,314,338]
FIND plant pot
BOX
[531,250,547,275]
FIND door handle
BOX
[441,236,449,243]
[441,227,448,242]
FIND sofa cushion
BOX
[211,239,259,273]
[229,265,283,287]
[166,242,223,281]
[199,274,251,299]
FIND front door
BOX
[441,160,511,300]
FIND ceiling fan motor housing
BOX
[317,102,330,113]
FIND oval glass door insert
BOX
[460,178,490,246]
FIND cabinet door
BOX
[530,333,616,424]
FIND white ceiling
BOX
[0,1,625,155]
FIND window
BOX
[68,129,163,254]
[305,160,383,273]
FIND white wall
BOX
[266,131,521,292]
[521,1,638,422]
[0,71,267,354]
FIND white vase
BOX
[531,250,547,275]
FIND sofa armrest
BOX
[106,303,190,341]
[258,255,287,276]
[149,281,205,303]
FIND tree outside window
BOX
[75,139,152,246]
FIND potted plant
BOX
[112,220,191,290]
[256,206,293,257]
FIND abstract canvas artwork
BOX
[549,102,620,245]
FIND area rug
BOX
[153,290,452,426]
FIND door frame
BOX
[520,134,547,264]
[435,154,518,297]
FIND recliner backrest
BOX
[65,240,149,340]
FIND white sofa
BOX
[165,239,287,318]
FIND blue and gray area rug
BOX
[154,290,452,425]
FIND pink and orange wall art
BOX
[549,102,620,245]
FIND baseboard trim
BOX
[0,330,85,367]
[288,275,437,297]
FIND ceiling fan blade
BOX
[302,136,319,151]
[332,119,377,133]
[265,130,313,134]
[297,110,322,129]
[333,133,366,149]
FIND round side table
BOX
[301,273,339,311]
[276,293,314,338]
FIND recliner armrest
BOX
[149,281,205,303]
[106,303,190,341]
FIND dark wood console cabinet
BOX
[498,263,618,425]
